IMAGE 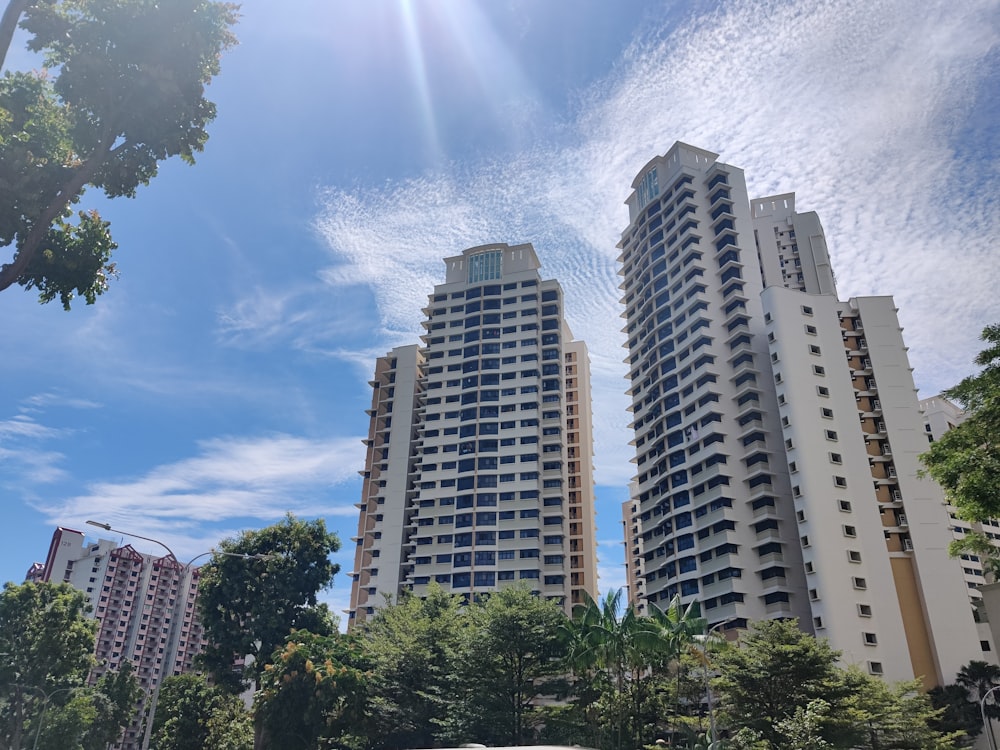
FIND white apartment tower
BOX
[920,395,1000,660]
[28,527,205,750]
[348,243,598,627]
[619,142,982,687]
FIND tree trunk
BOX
[0,0,32,72]
[0,128,115,293]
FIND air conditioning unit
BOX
[891,490,902,501]
[897,515,908,526]
[903,538,914,551]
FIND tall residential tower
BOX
[619,142,982,686]
[348,243,598,627]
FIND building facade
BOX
[619,142,982,686]
[29,527,205,750]
[348,243,598,627]
[921,395,1000,660]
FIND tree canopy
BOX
[0,581,96,749]
[196,514,342,693]
[921,323,1000,521]
[149,673,251,750]
[0,0,238,308]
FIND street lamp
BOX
[30,685,80,750]
[982,684,1000,750]
[84,520,276,750]
[694,619,737,744]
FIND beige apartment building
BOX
[619,142,983,687]
[348,243,598,627]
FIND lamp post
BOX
[694,619,736,744]
[982,684,1000,750]
[85,521,275,750]
[30,685,80,750]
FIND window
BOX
[825,430,838,441]
[817,385,830,397]
[805,324,817,335]
[830,453,843,464]
[821,408,834,419]
[801,535,810,547]
[839,500,852,512]
[848,550,862,563]
[858,603,873,617]
[809,588,819,600]
[834,476,847,488]
[801,305,813,316]
[804,560,814,573]
[853,577,867,590]
[809,345,821,355]
[796,509,806,523]
[813,365,826,376]
[864,633,878,646]
[813,616,824,629]
[868,661,883,675]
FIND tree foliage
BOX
[150,673,251,750]
[449,586,568,746]
[921,323,1000,521]
[361,586,468,750]
[561,590,705,750]
[255,630,370,750]
[713,619,851,750]
[196,514,341,693]
[0,581,96,750]
[0,0,238,307]
[34,661,141,750]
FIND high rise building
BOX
[348,242,598,627]
[920,394,1000,658]
[618,142,982,686]
[29,527,205,750]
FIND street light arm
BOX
[86,521,177,560]
[183,550,278,568]
[981,684,1000,750]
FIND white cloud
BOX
[313,0,1000,488]
[39,433,366,561]
[0,415,69,484]
[20,392,103,412]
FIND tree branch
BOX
[0,0,31,72]
[0,128,116,293]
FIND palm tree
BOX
[562,590,703,750]
[563,590,658,750]
[958,660,1000,719]
[647,595,707,738]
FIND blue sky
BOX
[2,0,998,621]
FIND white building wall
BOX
[762,287,913,681]
[857,296,984,684]
[619,143,810,629]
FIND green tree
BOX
[713,619,850,750]
[562,590,687,750]
[921,323,1000,521]
[255,630,370,750]
[33,662,141,750]
[450,587,568,746]
[196,514,342,694]
[843,669,962,750]
[362,586,468,750]
[956,660,1000,720]
[0,581,96,750]
[0,0,238,308]
[149,673,250,750]
[928,684,982,743]
[196,515,341,750]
